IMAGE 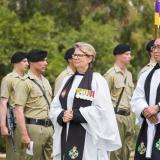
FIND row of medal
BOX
[75,88,95,101]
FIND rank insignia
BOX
[68,146,79,159]
[156,139,160,151]
[137,142,146,155]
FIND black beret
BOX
[146,40,155,53]
[11,51,28,64]
[28,49,48,62]
[64,48,75,60]
[113,44,131,55]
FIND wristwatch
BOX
[157,102,160,112]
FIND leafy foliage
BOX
[0,0,155,82]
[0,1,156,152]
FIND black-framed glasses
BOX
[72,54,87,58]
[151,45,160,51]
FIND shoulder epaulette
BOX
[106,67,115,74]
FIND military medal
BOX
[76,88,95,101]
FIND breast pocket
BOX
[112,81,124,98]
[28,90,44,108]
[126,82,134,99]
[30,90,43,98]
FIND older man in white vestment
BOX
[131,38,160,160]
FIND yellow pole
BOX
[155,25,158,38]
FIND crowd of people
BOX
[0,39,160,160]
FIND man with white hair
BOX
[131,38,160,160]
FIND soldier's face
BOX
[16,58,29,71]
[32,59,48,73]
[153,39,160,63]
[116,51,131,65]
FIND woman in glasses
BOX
[50,42,121,160]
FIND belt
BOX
[114,108,130,116]
[25,117,52,127]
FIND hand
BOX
[0,126,8,136]
[143,105,159,118]
[22,135,30,148]
[63,110,73,123]
[147,115,159,124]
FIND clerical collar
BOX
[75,71,85,76]
[154,63,160,69]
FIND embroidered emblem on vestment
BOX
[68,146,79,159]
[156,139,160,151]
[138,142,146,155]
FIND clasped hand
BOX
[62,110,73,123]
[143,105,159,124]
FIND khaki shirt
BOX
[0,71,25,107]
[138,60,156,78]
[15,70,52,119]
[104,64,134,111]
[54,66,74,96]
